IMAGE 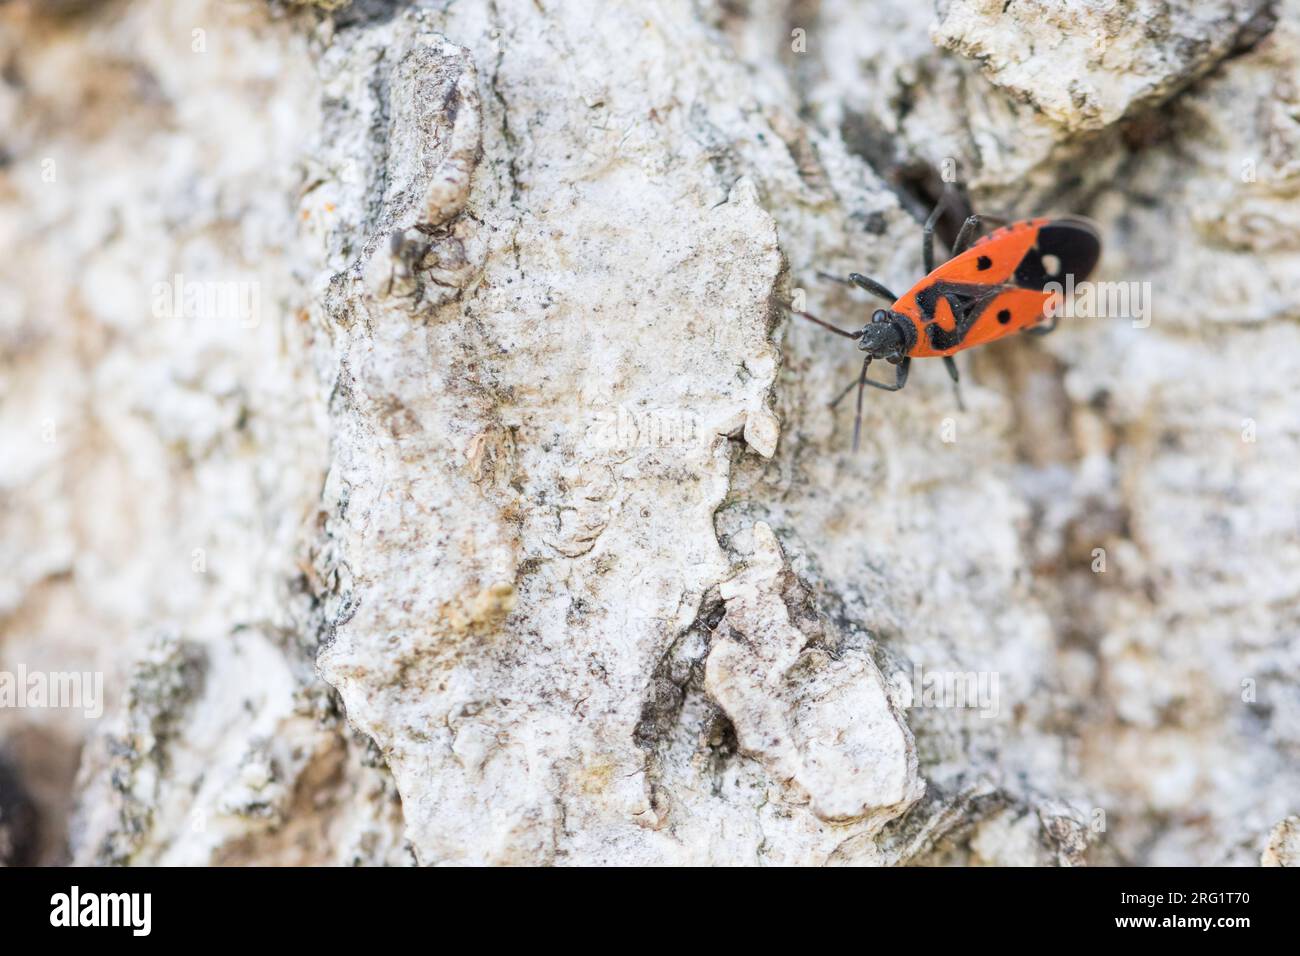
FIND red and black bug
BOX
[795,194,1101,448]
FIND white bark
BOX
[1,0,1297,865]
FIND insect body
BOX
[796,198,1102,449]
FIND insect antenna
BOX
[785,305,860,339]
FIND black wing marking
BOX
[1014,221,1101,290]
[916,281,1004,352]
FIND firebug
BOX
[794,192,1101,448]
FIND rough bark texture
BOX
[1,0,1297,865]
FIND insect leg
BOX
[830,357,909,450]
[814,271,899,304]
[943,354,967,411]
[846,273,899,302]
[863,356,910,392]
[922,196,948,274]
[830,356,871,409]
[852,368,866,451]
[952,213,1013,255]
[951,215,983,256]
[815,271,854,287]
